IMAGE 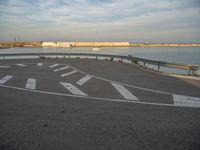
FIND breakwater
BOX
[130,43,200,47]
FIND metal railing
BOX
[0,52,199,75]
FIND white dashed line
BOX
[25,78,36,89]
[16,64,27,67]
[76,75,91,85]
[61,70,77,77]
[37,63,43,66]
[49,64,59,68]
[0,65,11,68]
[60,82,87,96]
[111,83,139,101]
[54,66,69,72]
[173,94,200,108]
[0,75,13,84]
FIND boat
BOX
[92,47,101,51]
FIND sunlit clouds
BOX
[0,0,200,42]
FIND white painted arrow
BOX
[37,63,43,66]
[76,75,91,85]
[0,75,13,84]
[173,94,200,108]
[111,83,139,101]
[16,64,27,67]
[61,70,77,77]
[25,78,36,90]
[60,82,87,96]
[54,66,69,72]
[49,64,59,68]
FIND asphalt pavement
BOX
[0,58,200,150]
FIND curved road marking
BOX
[1,62,200,108]
[67,64,174,95]
[0,84,176,107]
[0,84,200,108]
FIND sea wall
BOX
[74,42,130,47]
[130,43,200,47]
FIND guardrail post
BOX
[188,69,191,75]
[143,62,146,67]
[68,54,70,58]
[96,55,98,60]
[3,56,4,60]
[64,55,65,59]
[157,64,160,71]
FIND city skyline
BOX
[0,0,200,42]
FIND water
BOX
[0,47,200,74]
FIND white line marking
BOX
[61,70,77,77]
[49,64,59,68]
[68,64,174,95]
[111,83,139,101]
[37,63,43,66]
[1,83,193,108]
[0,75,13,84]
[5,62,188,96]
[76,75,92,85]
[25,78,36,89]
[60,82,87,96]
[16,64,27,67]
[173,94,200,108]
[54,66,69,72]
[0,65,11,68]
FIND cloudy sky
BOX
[0,0,200,42]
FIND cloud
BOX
[0,0,199,42]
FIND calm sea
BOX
[1,47,200,74]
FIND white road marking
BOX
[37,63,43,66]
[60,82,87,96]
[25,78,36,89]
[54,66,69,72]
[76,75,92,85]
[49,64,59,68]
[0,84,183,108]
[0,65,11,68]
[0,75,13,84]
[68,64,174,95]
[16,64,27,67]
[61,70,77,77]
[173,94,200,108]
[111,83,139,101]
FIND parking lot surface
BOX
[0,58,200,150]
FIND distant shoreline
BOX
[1,41,200,48]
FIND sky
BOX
[0,0,200,42]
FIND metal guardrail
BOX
[0,52,199,75]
